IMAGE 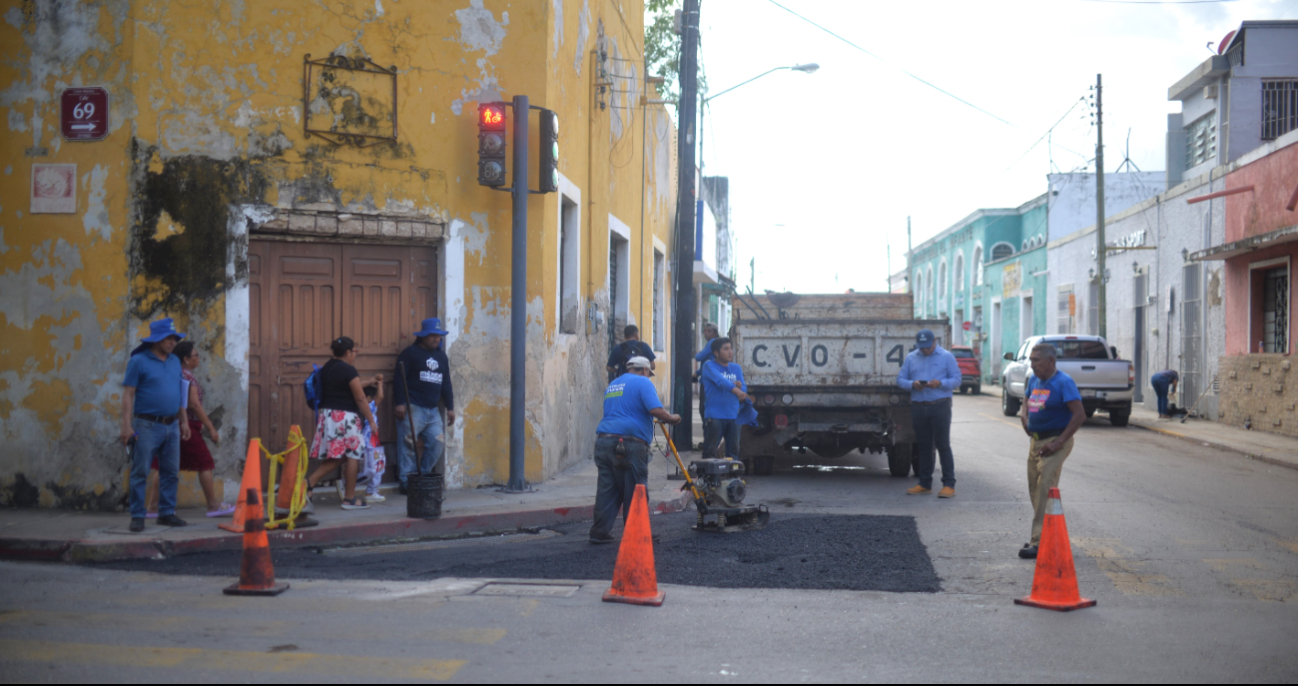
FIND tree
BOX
[644,0,682,101]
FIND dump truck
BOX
[729,292,949,477]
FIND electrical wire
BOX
[1066,0,1238,4]
[767,0,1016,127]
[1006,98,1089,170]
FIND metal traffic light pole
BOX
[671,0,700,449]
[503,93,531,493]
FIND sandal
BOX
[206,503,236,517]
[340,497,369,510]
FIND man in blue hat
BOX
[120,318,191,532]
[394,318,456,493]
[896,328,962,498]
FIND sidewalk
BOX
[0,441,698,564]
[1127,404,1298,470]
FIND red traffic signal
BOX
[478,103,507,187]
[479,104,506,130]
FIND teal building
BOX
[908,194,1048,384]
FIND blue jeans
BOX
[703,417,740,458]
[1152,378,1171,415]
[590,435,650,538]
[397,404,445,485]
[912,401,955,489]
[130,417,180,518]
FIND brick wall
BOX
[1218,354,1297,437]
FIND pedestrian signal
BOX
[478,103,507,187]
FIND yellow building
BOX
[0,0,679,508]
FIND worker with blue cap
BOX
[394,317,456,493]
[120,317,191,532]
[896,328,962,498]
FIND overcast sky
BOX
[693,0,1298,294]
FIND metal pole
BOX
[1095,74,1107,340]
[906,216,912,293]
[504,94,531,493]
[671,0,700,449]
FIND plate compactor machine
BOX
[659,422,769,533]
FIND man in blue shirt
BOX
[896,329,962,498]
[693,322,720,421]
[120,318,191,532]
[589,356,680,544]
[1018,343,1087,559]
[700,338,749,461]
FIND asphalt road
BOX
[3,393,1297,683]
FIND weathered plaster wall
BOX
[1,0,679,508]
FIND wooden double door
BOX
[248,240,438,452]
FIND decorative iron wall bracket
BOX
[302,54,398,148]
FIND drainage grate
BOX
[324,530,562,557]
[473,582,581,598]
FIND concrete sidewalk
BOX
[0,440,698,564]
[1127,404,1298,470]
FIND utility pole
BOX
[671,0,700,449]
[906,216,913,293]
[503,94,531,493]
[886,243,892,292]
[1095,74,1107,340]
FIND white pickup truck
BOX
[999,335,1135,426]
[731,292,948,477]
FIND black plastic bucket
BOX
[406,474,443,519]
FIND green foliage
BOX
[644,0,681,100]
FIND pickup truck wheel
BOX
[972,384,982,395]
[1002,386,1021,417]
[1109,410,1131,427]
[1085,408,1096,418]
[887,443,913,477]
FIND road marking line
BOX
[1229,580,1298,602]
[0,611,291,636]
[1074,538,1180,597]
[0,639,465,680]
[976,412,1022,429]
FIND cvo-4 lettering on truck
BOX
[731,292,949,478]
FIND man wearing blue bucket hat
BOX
[394,317,456,493]
[120,318,191,532]
[896,328,962,498]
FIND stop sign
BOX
[963,321,972,331]
[61,87,109,141]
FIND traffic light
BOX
[539,108,559,193]
[477,103,507,187]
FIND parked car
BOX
[1000,335,1134,426]
[951,346,981,395]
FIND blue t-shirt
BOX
[701,360,746,420]
[1026,371,1082,433]
[694,344,716,364]
[123,351,184,417]
[597,373,664,444]
[1151,370,1178,385]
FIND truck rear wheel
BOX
[1109,410,1130,427]
[1002,386,1021,416]
[887,443,914,477]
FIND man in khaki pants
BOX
[1018,343,1086,560]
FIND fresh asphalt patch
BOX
[89,512,941,593]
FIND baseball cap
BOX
[626,356,654,376]
[916,329,935,347]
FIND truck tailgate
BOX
[1058,360,1131,390]
[736,319,951,388]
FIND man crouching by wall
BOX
[588,357,681,545]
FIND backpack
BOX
[303,364,323,415]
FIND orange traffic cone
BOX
[274,426,306,513]
[223,487,289,596]
[219,439,262,534]
[1015,488,1096,612]
[602,484,666,607]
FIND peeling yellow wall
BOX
[1,0,678,508]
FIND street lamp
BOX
[699,63,819,173]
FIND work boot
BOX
[129,518,145,533]
[588,532,616,545]
[906,485,931,495]
[938,487,956,498]
[157,514,187,527]
[1019,544,1038,560]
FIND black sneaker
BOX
[1018,544,1038,560]
[588,533,616,545]
[157,514,188,527]
[129,518,145,533]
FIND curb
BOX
[1129,421,1298,472]
[1,491,695,564]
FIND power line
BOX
[766,0,1017,127]
[1066,0,1239,4]
[1006,98,1087,170]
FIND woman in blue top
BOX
[1150,369,1179,418]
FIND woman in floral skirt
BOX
[305,336,380,510]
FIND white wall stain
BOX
[551,0,564,59]
[450,59,502,116]
[81,165,110,241]
[463,211,490,264]
[572,0,590,74]
[454,0,508,56]
[7,110,26,131]
[0,229,8,254]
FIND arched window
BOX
[954,253,965,293]
[991,242,1015,262]
[972,245,983,286]
[938,261,948,302]
[913,268,923,305]
[926,267,934,311]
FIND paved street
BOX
[3,393,1297,682]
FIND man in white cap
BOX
[896,328,962,498]
[589,356,680,544]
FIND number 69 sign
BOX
[61,87,109,142]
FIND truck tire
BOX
[887,443,913,477]
[1002,386,1021,417]
[753,455,775,476]
[972,384,982,395]
[1109,409,1130,427]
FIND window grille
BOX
[1185,113,1216,168]
[1262,80,1298,141]
[1057,285,1074,334]
[1262,266,1289,353]
[991,242,1014,262]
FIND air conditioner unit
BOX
[1204,85,1218,99]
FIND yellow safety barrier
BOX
[264,425,310,531]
